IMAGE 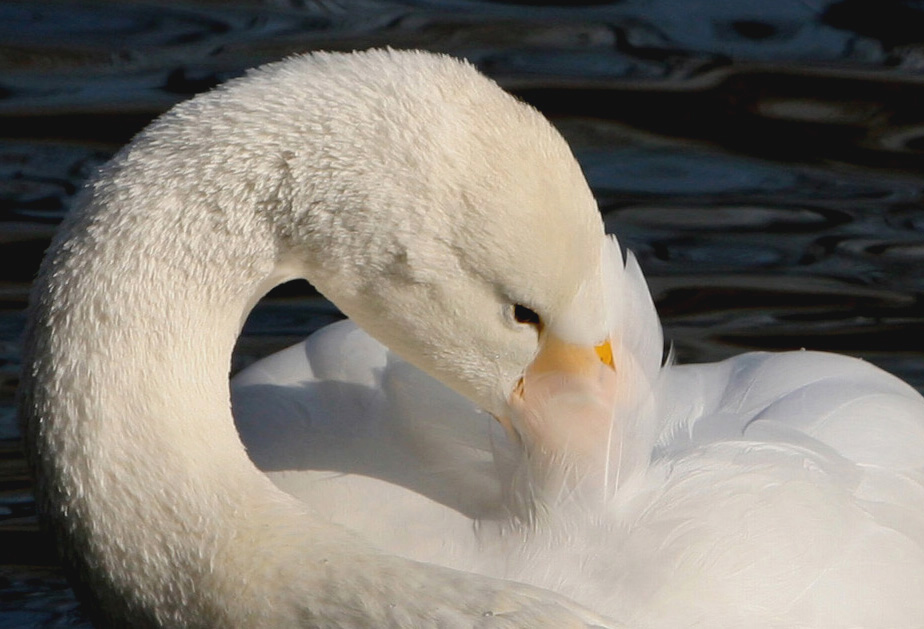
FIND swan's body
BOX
[18,47,924,628]
[234,240,924,627]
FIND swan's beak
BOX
[526,334,614,381]
[500,332,617,455]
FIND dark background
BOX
[2,1,924,626]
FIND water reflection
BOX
[2,0,923,625]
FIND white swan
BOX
[20,48,924,628]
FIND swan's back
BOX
[233,236,924,627]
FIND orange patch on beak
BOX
[596,339,614,369]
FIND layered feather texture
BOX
[234,235,924,628]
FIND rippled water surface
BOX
[2,1,924,626]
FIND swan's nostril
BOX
[514,376,526,398]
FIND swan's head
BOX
[271,51,613,423]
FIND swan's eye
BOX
[513,304,541,327]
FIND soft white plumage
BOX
[19,47,924,629]
[235,236,924,627]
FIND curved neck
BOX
[20,165,329,624]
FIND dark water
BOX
[2,0,924,626]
